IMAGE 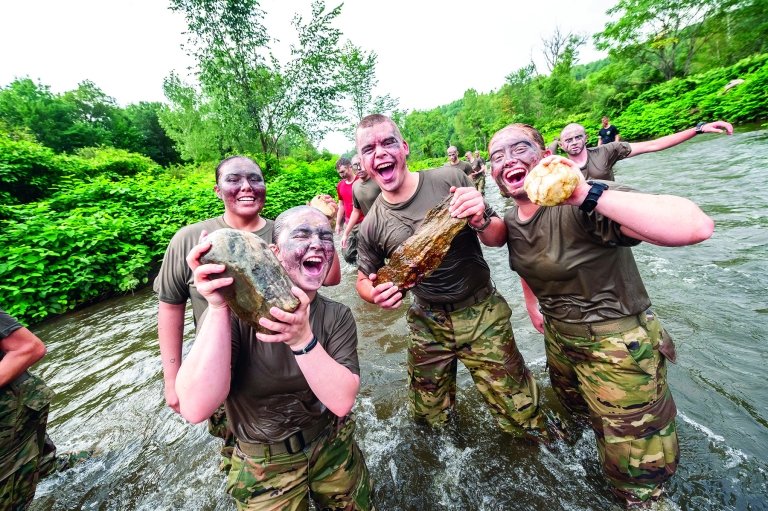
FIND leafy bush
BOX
[261,156,338,219]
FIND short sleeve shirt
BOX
[582,142,632,181]
[352,178,382,216]
[336,179,357,223]
[445,160,473,176]
[504,181,651,322]
[357,167,495,305]
[153,216,275,330]
[0,309,23,339]
[225,293,359,443]
[598,125,619,144]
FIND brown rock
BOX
[201,228,299,331]
[376,195,467,289]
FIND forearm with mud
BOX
[343,208,362,241]
[175,305,232,424]
[157,302,185,387]
[580,188,714,246]
[294,344,360,417]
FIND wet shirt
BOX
[336,178,357,224]
[504,182,651,322]
[224,293,359,443]
[445,160,473,176]
[582,142,632,181]
[357,167,495,305]
[352,178,382,216]
[153,216,275,330]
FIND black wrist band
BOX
[579,181,609,213]
[291,335,318,355]
[695,122,706,134]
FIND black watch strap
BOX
[579,181,609,213]
[695,122,706,134]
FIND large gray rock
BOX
[200,228,299,331]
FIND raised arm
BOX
[175,241,235,424]
[564,176,714,246]
[628,121,733,157]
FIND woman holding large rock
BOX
[175,205,373,510]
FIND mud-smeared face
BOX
[489,127,543,199]
[356,121,410,194]
[447,147,459,164]
[560,125,587,157]
[215,159,266,219]
[351,156,368,180]
[275,210,335,292]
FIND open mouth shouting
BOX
[375,162,396,184]
[302,254,326,277]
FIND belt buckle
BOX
[283,431,306,454]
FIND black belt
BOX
[237,416,332,457]
[545,313,644,337]
[413,281,495,313]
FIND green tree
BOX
[168,0,349,161]
[594,0,738,80]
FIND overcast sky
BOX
[0,0,617,154]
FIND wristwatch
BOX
[695,122,706,134]
[470,213,492,233]
[579,181,609,213]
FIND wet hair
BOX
[492,123,547,151]
[335,157,352,169]
[215,155,261,183]
[272,205,329,244]
[356,114,403,141]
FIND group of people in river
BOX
[1,114,732,510]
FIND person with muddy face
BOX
[483,123,715,506]
[445,145,473,176]
[176,206,374,510]
[559,119,733,181]
[153,156,340,473]
[353,114,551,441]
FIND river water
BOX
[28,128,768,510]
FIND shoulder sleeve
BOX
[321,301,360,376]
[616,141,632,159]
[154,227,195,304]
[356,211,386,277]
[0,310,23,339]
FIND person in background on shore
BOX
[597,116,620,145]
[445,145,473,176]
[154,155,340,473]
[354,114,550,440]
[342,155,381,254]
[177,206,374,510]
[484,122,715,505]
[1,309,90,509]
[560,120,734,180]
[335,157,361,264]
[469,155,486,194]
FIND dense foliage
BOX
[1,0,766,325]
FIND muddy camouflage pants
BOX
[406,291,545,435]
[543,312,679,503]
[208,405,236,474]
[342,226,359,265]
[0,374,55,511]
[226,415,374,510]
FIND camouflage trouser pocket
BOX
[226,447,307,507]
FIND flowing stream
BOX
[28,127,768,510]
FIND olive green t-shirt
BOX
[352,178,382,216]
[0,309,22,339]
[224,293,360,443]
[153,216,275,330]
[582,142,632,181]
[504,182,650,322]
[357,167,495,305]
[445,160,473,176]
